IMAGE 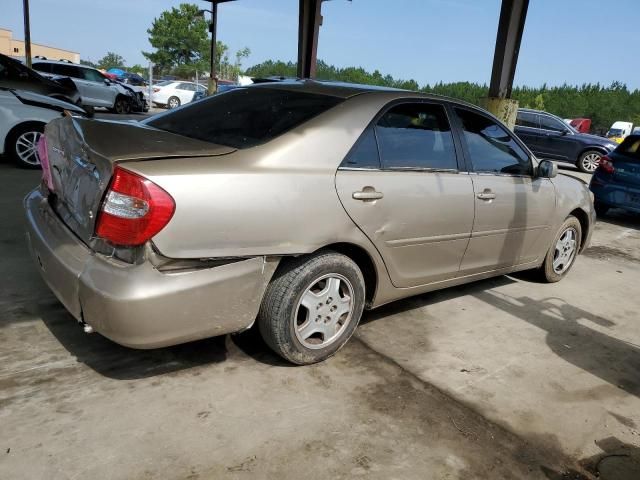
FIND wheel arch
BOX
[569,207,590,253]
[277,242,379,308]
[577,145,607,160]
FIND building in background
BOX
[0,28,79,63]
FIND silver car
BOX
[32,60,133,113]
[24,81,595,364]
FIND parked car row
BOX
[24,81,596,365]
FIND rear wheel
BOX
[167,96,181,109]
[6,123,44,169]
[258,251,365,365]
[577,150,602,174]
[538,216,582,283]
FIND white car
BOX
[0,88,85,168]
[151,81,207,109]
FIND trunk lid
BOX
[45,116,236,245]
[611,152,640,188]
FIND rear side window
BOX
[82,68,105,83]
[144,87,343,149]
[539,114,567,132]
[516,112,539,128]
[341,128,381,169]
[375,103,457,170]
[49,64,81,79]
[455,108,532,175]
[32,62,52,73]
[617,136,640,161]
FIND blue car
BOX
[589,135,640,216]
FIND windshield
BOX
[144,87,344,149]
[154,80,173,86]
[617,136,640,161]
[608,128,623,136]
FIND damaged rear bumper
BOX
[24,188,278,348]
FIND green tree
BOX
[97,52,126,70]
[128,64,147,76]
[143,3,209,76]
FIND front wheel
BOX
[258,251,365,365]
[113,97,130,114]
[538,216,582,283]
[7,124,44,169]
[577,150,602,174]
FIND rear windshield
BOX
[144,87,344,149]
[616,135,640,161]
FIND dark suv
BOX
[515,108,617,173]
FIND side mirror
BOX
[538,159,558,178]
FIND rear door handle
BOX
[476,191,496,200]
[353,189,384,201]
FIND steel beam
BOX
[297,0,323,79]
[489,0,529,98]
[23,0,32,68]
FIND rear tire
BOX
[167,96,181,109]
[258,251,365,365]
[6,123,44,169]
[577,150,602,174]
[537,216,582,283]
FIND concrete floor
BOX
[1,162,639,480]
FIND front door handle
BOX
[476,190,496,200]
[353,188,384,201]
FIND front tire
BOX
[6,123,44,169]
[113,97,130,114]
[577,150,602,174]
[538,216,582,283]
[258,251,365,365]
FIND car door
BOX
[514,111,544,155]
[451,107,556,273]
[537,113,577,161]
[336,101,475,288]
[176,83,195,104]
[79,68,117,108]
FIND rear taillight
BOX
[95,166,175,246]
[598,155,615,174]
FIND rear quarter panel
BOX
[123,93,400,260]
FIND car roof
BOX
[246,79,478,107]
[32,59,89,68]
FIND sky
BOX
[3,0,638,88]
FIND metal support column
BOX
[297,0,323,79]
[485,0,529,128]
[23,0,32,68]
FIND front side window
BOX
[375,103,457,170]
[32,62,52,74]
[539,114,567,132]
[50,64,81,79]
[455,108,532,176]
[82,68,105,83]
[144,87,343,149]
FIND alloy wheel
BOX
[294,273,354,349]
[553,227,578,274]
[581,152,601,173]
[15,131,42,166]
